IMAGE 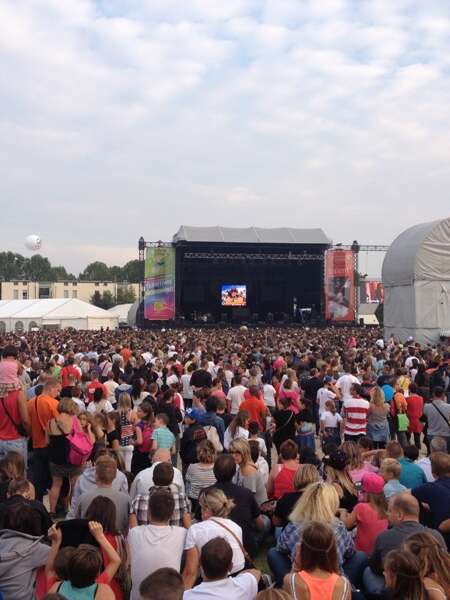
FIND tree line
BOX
[0,252,144,283]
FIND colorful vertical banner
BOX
[325,250,356,321]
[361,280,384,303]
[144,246,176,320]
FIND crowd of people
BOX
[0,325,449,600]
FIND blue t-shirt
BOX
[382,384,394,403]
[399,458,427,489]
[384,479,407,499]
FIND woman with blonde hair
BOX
[185,439,217,511]
[367,386,389,449]
[269,482,356,587]
[403,532,450,599]
[230,437,268,505]
[273,464,321,530]
[323,449,358,511]
[182,488,245,589]
[340,440,378,485]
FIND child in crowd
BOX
[152,413,176,451]
[320,399,343,449]
[117,393,139,471]
[380,458,407,499]
[249,439,269,486]
[0,346,21,397]
[295,398,315,450]
[248,421,268,458]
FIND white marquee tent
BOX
[107,303,133,324]
[382,217,450,345]
[0,299,119,333]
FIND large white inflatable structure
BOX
[382,218,450,345]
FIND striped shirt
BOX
[152,426,176,450]
[343,397,370,436]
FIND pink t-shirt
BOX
[354,502,388,555]
[350,462,378,485]
[0,360,19,385]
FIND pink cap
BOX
[361,472,384,494]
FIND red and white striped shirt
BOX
[343,397,370,436]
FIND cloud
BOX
[1,0,450,278]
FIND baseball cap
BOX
[361,472,384,494]
[324,375,333,384]
[185,408,204,422]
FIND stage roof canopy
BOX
[173,226,331,245]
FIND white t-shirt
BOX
[181,373,194,399]
[320,410,343,428]
[184,518,245,574]
[224,426,249,451]
[263,384,276,408]
[128,524,186,600]
[317,387,337,415]
[104,380,119,405]
[256,456,269,486]
[167,373,179,387]
[86,400,114,414]
[336,374,360,401]
[130,462,185,500]
[183,573,258,600]
[227,385,247,415]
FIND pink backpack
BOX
[67,416,93,466]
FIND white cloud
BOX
[1,0,450,276]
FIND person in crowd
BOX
[185,440,217,511]
[47,397,94,516]
[129,488,187,600]
[139,568,184,600]
[363,493,446,595]
[201,396,225,448]
[104,371,119,408]
[380,458,408,499]
[323,449,358,511]
[294,397,315,450]
[131,400,154,475]
[28,377,61,501]
[270,482,364,588]
[423,387,450,450]
[179,407,207,475]
[367,386,390,448]
[385,440,427,489]
[404,531,450,599]
[267,439,299,500]
[416,436,447,482]
[272,396,296,453]
[342,384,370,442]
[0,503,51,599]
[283,521,351,600]
[72,454,132,534]
[272,464,321,532]
[339,472,388,555]
[87,386,115,415]
[183,488,246,589]
[406,382,424,449]
[320,399,343,449]
[340,440,377,486]
[383,550,428,600]
[210,453,266,558]
[117,392,139,471]
[184,537,260,600]
[130,448,185,500]
[0,450,26,500]
[230,438,268,505]
[227,374,247,416]
[0,477,52,535]
[131,461,190,528]
[0,345,30,466]
[106,411,121,451]
[411,451,450,550]
[240,385,268,432]
[152,413,176,452]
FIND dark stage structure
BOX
[138,226,331,326]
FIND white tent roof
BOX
[0,298,115,319]
[173,225,331,245]
[382,217,450,286]
[108,304,133,321]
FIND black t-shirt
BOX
[179,423,207,465]
[213,481,261,557]
[302,376,323,402]
[106,430,120,448]
[274,491,302,527]
[273,409,296,447]
[296,408,314,424]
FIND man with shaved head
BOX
[129,448,185,500]
[363,492,446,594]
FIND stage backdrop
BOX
[144,247,176,320]
[324,250,356,321]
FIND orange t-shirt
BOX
[120,348,132,364]
[28,394,59,448]
[240,395,267,430]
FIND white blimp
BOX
[24,234,42,251]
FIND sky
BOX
[1,0,450,278]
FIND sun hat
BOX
[361,472,385,494]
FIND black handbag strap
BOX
[0,396,25,436]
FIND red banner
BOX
[325,250,356,321]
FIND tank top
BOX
[273,465,296,499]
[290,571,346,600]
[59,581,98,599]
[119,410,134,446]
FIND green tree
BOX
[51,266,75,281]
[25,255,55,281]
[79,261,111,281]
[109,265,123,282]
[116,285,136,304]
[0,252,27,279]
[101,290,115,309]
[90,290,103,307]
[121,260,144,283]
